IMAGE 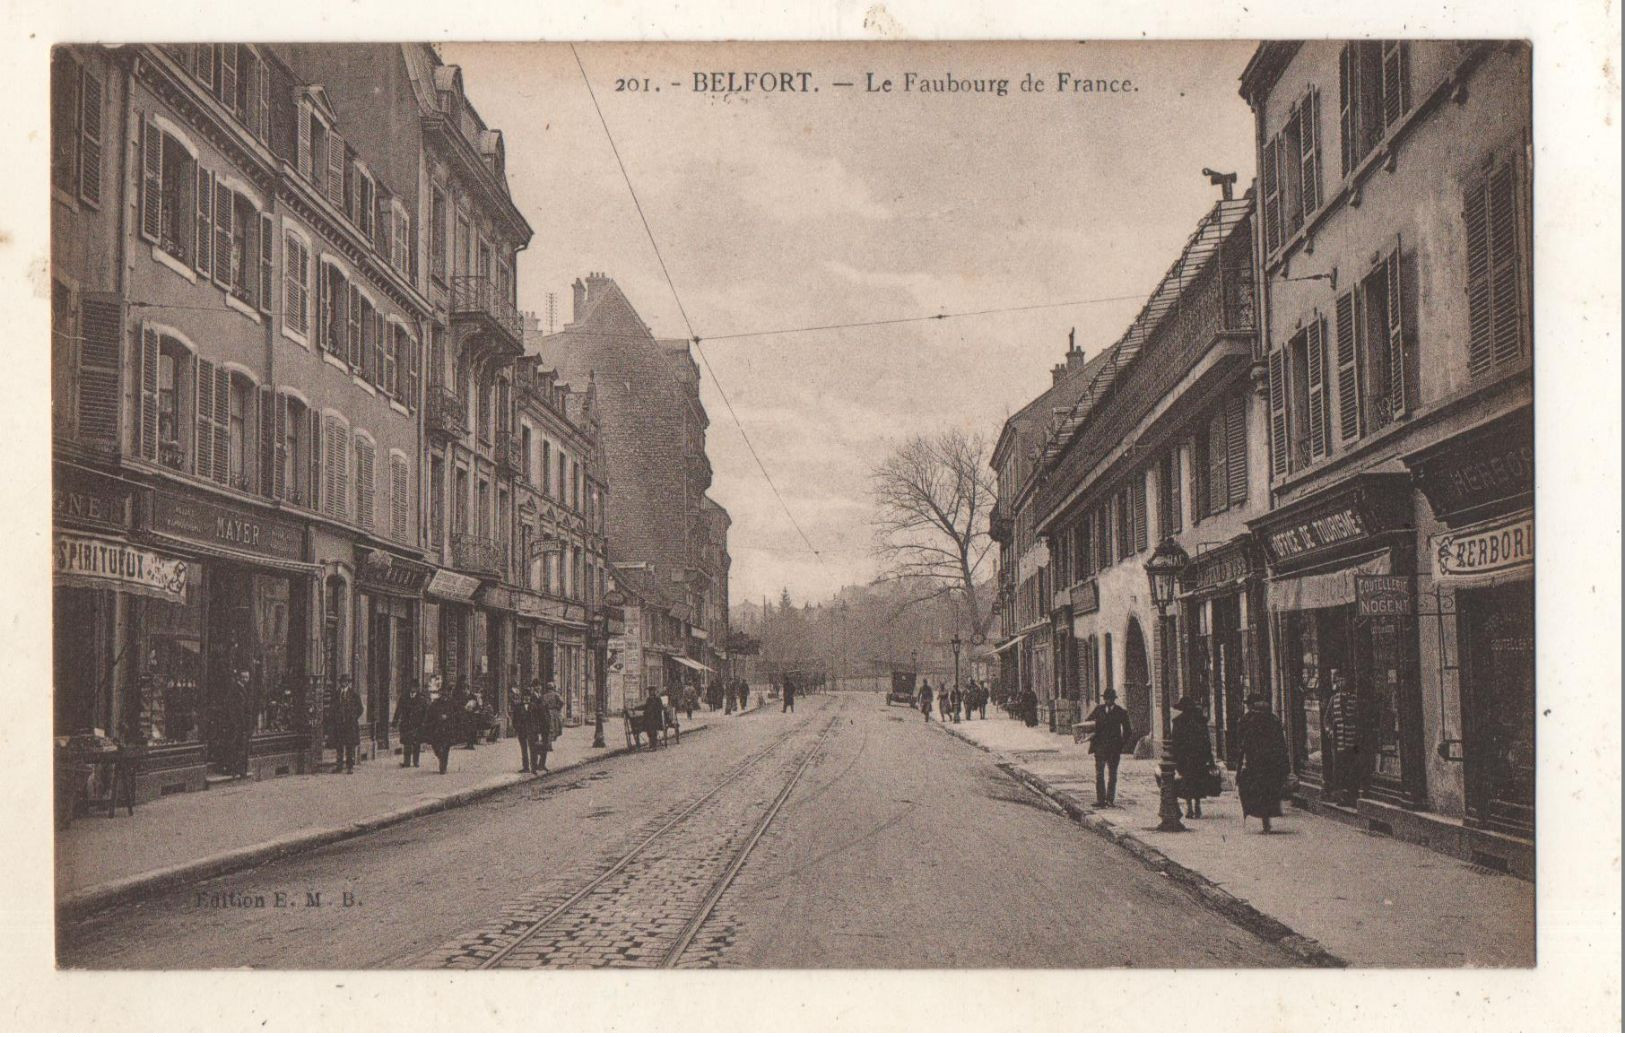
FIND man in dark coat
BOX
[426,679,458,774]
[394,680,426,768]
[510,685,537,773]
[220,668,254,778]
[1170,697,1216,818]
[642,687,667,749]
[331,675,363,774]
[1083,688,1133,807]
[781,676,796,713]
[1323,670,1362,806]
[1236,693,1292,833]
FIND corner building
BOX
[1241,41,1533,876]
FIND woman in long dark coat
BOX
[1170,697,1215,819]
[1235,693,1291,833]
[425,679,458,774]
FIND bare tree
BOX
[869,428,997,638]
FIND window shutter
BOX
[1167,450,1182,535]
[359,299,375,381]
[76,293,122,446]
[77,68,103,206]
[257,213,274,314]
[218,43,238,109]
[138,322,160,460]
[213,366,230,485]
[326,130,346,207]
[1384,247,1410,417]
[1464,171,1493,378]
[193,167,213,276]
[1488,165,1524,368]
[1306,317,1329,461]
[374,313,388,389]
[357,439,375,531]
[1339,44,1356,177]
[193,45,213,89]
[259,384,275,496]
[384,323,398,396]
[322,415,339,517]
[1226,391,1248,506]
[336,424,350,521]
[273,393,287,499]
[405,332,420,410]
[1267,347,1289,477]
[1207,410,1228,515]
[1334,289,1362,442]
[195,357,216,479]
[1261,129,1280,255]
[214,181,234,288]
[1381,41,1410,130]
[286,236,307,335]
[347,285,363,368]
[254,56,271,142]
[1300,86,1321,216]
[140,116,162,242]
[296,101,311,178]
[52,53,78,194]
[392,456,409,541]
[309,407,323,511]
[1134,473,1148,553]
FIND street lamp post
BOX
[950,633,962,703]
[589,613,607,749]
[1145,537,1191,834]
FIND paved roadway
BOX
[59,691,1296,969]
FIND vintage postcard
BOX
[9,1,1621,1031]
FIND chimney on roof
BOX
[1066,327,1086,369]
[572,278,587,321]
[1052,363,1068,385]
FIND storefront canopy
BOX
[1267,550,1390,612]
[991,632,1029,654]
[672,655,715,673]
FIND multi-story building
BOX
[989,334,1109,724]
[52,44,434,794]
[1241,42,1533,875]
[293,45,534,728]
[1032,196,1264,758]
[508,336,609,721]
[541,273,727,689]
[697,496,732,676]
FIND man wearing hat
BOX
[1082,688,1134,808]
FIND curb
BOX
[931,719,1346,968]
[58,717,726,923]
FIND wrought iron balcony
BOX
[426,384,468,442]
[450,275,524,351]
[451,532,506,578]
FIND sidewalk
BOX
[58,703,761,918]
[932,710,1534,967]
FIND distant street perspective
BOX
[52,40,1534,971]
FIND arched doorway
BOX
[1123,617,1152,751]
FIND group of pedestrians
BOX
[915,678,989,723]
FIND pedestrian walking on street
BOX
[1019,687,1039,727]
[976,681,989,720]
[642,686,666,750]
[426,678,457,774]
[510,685,536,773]
[937,683,950,723]
[538,682,562,770]
[331,675,363,774]
[782,676,797,713]
[949,683,962,723]
[919,679,933,722]
[1171,696,1217,819]
[1083,689,1133,808]
[394,680,426,768]
[1236,693,1292,833]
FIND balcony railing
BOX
[450,275,524,347]
[451,532,506,578]
[426,384,467,441]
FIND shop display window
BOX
[134,564,204,745]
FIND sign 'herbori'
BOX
[1433,509,1535,584]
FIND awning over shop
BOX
[672,655,715,673]
[54,533,191,604]
[1267,551,1390,612]
[425,569,481,602]
[992,632,1029,654]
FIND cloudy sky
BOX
[441,41,1257,607]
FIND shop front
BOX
[1177,536,1268,766]
[143,485,318,785]
[424,568,480,694]
[1252,473,1423,811]
[355,548,430,758]
[1406,406,1534,872]
[475,585,515,725]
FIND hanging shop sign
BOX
[356,549,431,595]
[477,585,516,612]
[1431,508,1534,586]
[1181,538,1262,595]
[53,464,139,535]
[1072,578,1100,615]
[149,489,305,562]
[1404,408,1533,526]
[54,533,190,603]
[1355,574,1415,617]
[425,568,481,602]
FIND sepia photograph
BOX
[15,5,1619,1029]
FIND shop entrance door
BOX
[1462,582,1535,836]
[368,601,391,748]
[1211,595,1245,766]
[1122,619,1152,751]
